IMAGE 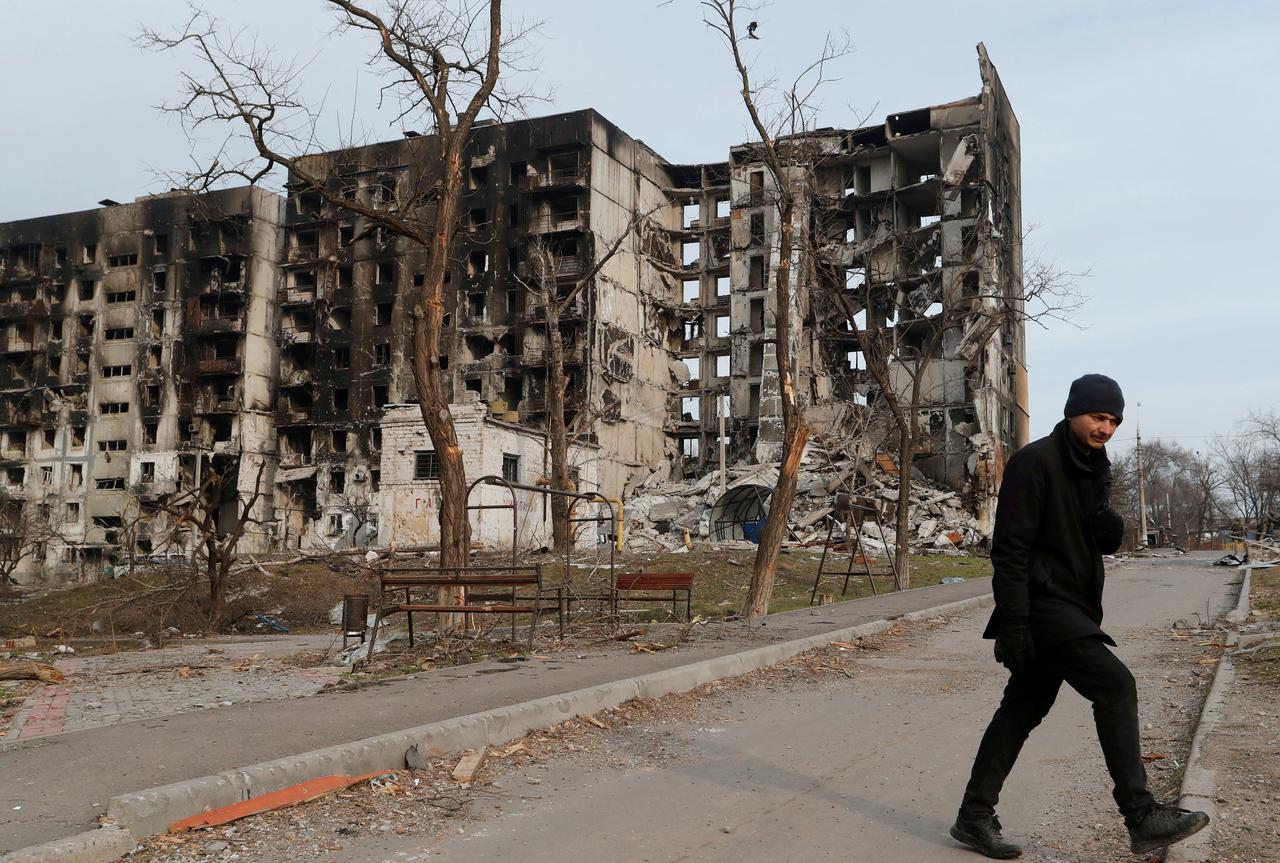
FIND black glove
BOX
[1088,507,1126,555]
[993,622,1035,674]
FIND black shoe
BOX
[950,814,1022,859]
[1126,803,1210,853]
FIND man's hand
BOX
[994,622,1036,674]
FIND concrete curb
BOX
[0,828,134,863]
[4,589,993,863]
[1165,568,1253,863]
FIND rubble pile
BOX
[621,441,992,555]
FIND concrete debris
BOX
[621,439,992,554]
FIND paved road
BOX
[0,577,992,852]
[313,555,1238,863]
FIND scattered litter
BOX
[451,747,487,784]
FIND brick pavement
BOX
[4,635,341,741]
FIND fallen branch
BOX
[630,616,705,653]
[0,662,65,683]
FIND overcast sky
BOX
[2,1,1276,450]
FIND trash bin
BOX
[341,594,369,648]
[742,518,764,544]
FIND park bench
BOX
[367,564,564,658]
[613,572,694,621]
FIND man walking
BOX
[950,374,1209,858]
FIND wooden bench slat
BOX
[615,573,694,590]
[383,577,541,587]
[386,604,541,614]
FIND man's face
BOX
[1068,412,1120,450]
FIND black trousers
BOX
[960,635,1156,821]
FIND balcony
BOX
[281,288,317,306]
[286,244,321,263]
[0,336,36,354]
[518,344,585,368]
[276,404,311,425]
[194,357,242,376]
[280,368,312,388]
[0,298,48,320]
[0,262,38,284]
[0,402,41,425]
[193,394,241,414]
[199,317,245,335]
[526,214,587,235]
[519,168,588,192]
[281,328,314,344]
[516,256,583,282]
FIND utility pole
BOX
[718,395,728,497]
[1136,401,1149,548]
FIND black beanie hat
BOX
[1064,374,1124,422]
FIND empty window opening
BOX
[330,468,346,494]
[748,383,761,417]
[333,388,349,411]
[372,385,389,406]
[467,251,489,276]
[469,164,488,189]
[72,426,85,447]
[99,401,129,415]
[334,265,352,289]
[291,269,317,289]
[140,461,155,483]
[681,396,700,421]
[40,465,53,485]
[376,302,393,326]
[501,453,520,483]
[374,342,391,365]
[334,347,351,368]
[327,307,352,330]
[682,242,700,267]
[683,318,702,343]
[683,356,701,384]
[145,384,160,406]
[464,377,482,395]
[152,270,167,294]
[749,256,764,289]
[509,161,527,184]
[682,203,700,228]
[716,198,731,219]
[338,224,355,247]
[681,437,700,459]
[469,208,488,231]
[95,477,125,490]
[375,261,394,284]
[919,214,940,228]
[414,450,441,480]
[716,276,731,297]
[715,315,731,338]
[143,422,157,446]
[78,280,95,301]
[467,292,486,318]
[749,344,763,376]
[81,243,97,264]
[924,301,943,317]
[749,213,765,245]
[101,363,131,378]
[845,268,866,291]
[715,354,731,377]
[682,280,700,303]
[748,171,764,205]
[847,350,864,370]
[106,290,136,304]
[749,298,765,333]
[464,334,495,360]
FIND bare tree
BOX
[329,488,379,547]
[1215,423,1279,540]
[148,453,269,628]
[141,0,536,589]
[0,490,59,585]
[516,208,657,552]
[701,1,859,618]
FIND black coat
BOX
[983,419,1121,647]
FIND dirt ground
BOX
[0,548,990,651]
[1201,569,1280,863]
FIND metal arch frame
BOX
[466,474,618,620]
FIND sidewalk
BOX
[0,578,991,852]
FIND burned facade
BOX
[0,188,282,582]
[1,50,1025,584]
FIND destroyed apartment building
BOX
[0,50,1026,584]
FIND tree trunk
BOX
[743,198,810,619]
[894,426,915,589]
[206,543,224,628]
[544,294,574,553]
[411,149,470,621]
